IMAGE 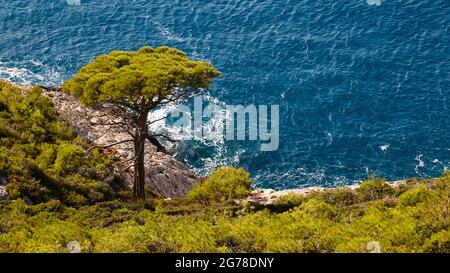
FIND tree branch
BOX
[38,85,61,92]
[150,133,178,143]
[147,114,170,125]
[121,163,135,173]
[86,139,134,154]
[100,156,137,174]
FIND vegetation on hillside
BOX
[62,46,220,200]
[0,80,126,206]
[0,173,449,253]
[0,80,449,253]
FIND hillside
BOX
[0,80,449,253]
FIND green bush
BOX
[423,229,450,253]
[1,80,450,253]
[186,167,253,205]
[357,176,394,201]
[0,81,120,205]
[300,198,337,220]
[36,144,57,169]
[54,143,85,174]
[318,187,359,208]
[0,174,449,253]
[270,193,305,212]
[398,185,436,207]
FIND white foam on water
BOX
[66,0,81,6]
[414,154,425,174]
[155,23,185,43]
[326,131,333,145]
[0,60,61,86]
[254,167,331,189]
[367,0,382,6]
[148,93,244,175]
[379,143,390,152]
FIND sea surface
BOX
[0,0,449,189]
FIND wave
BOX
[148,93,245,175]
[0,60,61,86]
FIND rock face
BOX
[38,88,199,198]
[0,176,7,200]
[0,187,7,200]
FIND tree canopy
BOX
[62,46,221,111]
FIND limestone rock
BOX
[0,187,7,200]
[0,176,7,200]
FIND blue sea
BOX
[0,0,449,189]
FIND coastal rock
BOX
[246,180,407,205]
[0,177,7,200]
[0,187,7,200]
[246,187,325,205]
[31,86,199,198]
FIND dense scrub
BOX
[0,81,449,253]
[0,174,449,253]
[0,81,124,206]
[186,167,253,205]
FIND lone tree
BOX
[62,46,220,201]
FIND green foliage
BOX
[300,198,337,220]
[1,81,449,253]
[186,167,253,204]
[423,229,450,252]
[398,185,436,207]
[62,46,221,107]
[54,143,85,174]
[0,173,449,253]
[62,46,220,201]
[357,176,394,201]
[318,187,359,208]
[36,143,57,169]
[0,81,120,206]
[270,193,305,212]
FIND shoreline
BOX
[247,179,410,205]
[3,80,440,202]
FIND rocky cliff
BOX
[31,86,200,198]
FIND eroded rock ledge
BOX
[245,180,408,205]
[29,86,200,198]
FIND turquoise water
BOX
[0,0,449,189]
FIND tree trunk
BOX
[132,111,149,201]
[133,132,147,201]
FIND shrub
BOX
[1,174,450,253]
[423,229,450,253]
[357,177,394,201]
[0,81,118,205]
[54,143,85,174]
[319,187,359,208]
[36,144,57,169]
[398,185,436,207]
[187,167,253,204]
[270,193,305,212]
[300,198,337,220]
